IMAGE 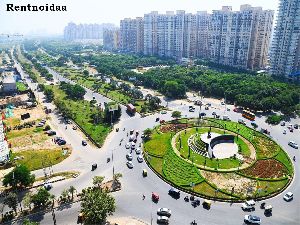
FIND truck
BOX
[126,104,136,115]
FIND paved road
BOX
[9,59,300,225]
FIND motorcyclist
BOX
[142,194,145,200]
[65,126,67,130]
[293,156,296,161]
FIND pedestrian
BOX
[142,194,145,200]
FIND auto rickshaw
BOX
[152,192,159,202]
[202,200,211,209]
[265,205,272,214]
[77,213,84,223]
[142,169,148,177]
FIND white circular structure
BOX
[200,132,238,159]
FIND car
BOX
[192,199,201,207]
[212,112,216,116]
[72,126,77,130]
[126,161,134,169]
[238,118,246,125]
[242,200,255,210]
[200,112,206,117]
[36,122,44,127]
[233,108,238,112]
[131,143,136,150]
[280,121,285,126]
[135,148,141,154]
[82,140,87,146]
[215,114,220,119]
[168,187,180,198]
[251,122,258,128]
[283,192,293,201]
[137,155,143,163]
[223,115,230,121]
[141,133,145,138]
[221,101,225,105]
[244,215,261,224]
[54,137,63,143]
[126,153,133,161]
[157,208,171,217]
[125,143,130,149]
[57,139,66,145]
[294,124,299,129]
[43,183,53,190]
[41,119,46,124]
[288,141,298,149]
[205,106,209,110]
[46,130,56,136]
[152,192,159,202]
[283,130,287,134]
[157,216,169,224]
[189,108,195,112]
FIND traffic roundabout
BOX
[143,118,294,202]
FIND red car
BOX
[152,192,159,202]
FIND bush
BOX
[266,115,283,125]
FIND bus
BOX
[242,110,255,121]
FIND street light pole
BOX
[112,148,115,177]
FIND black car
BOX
[169,187,180,198]
[200,112,206,117]
[57,139,66,145]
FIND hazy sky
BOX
[0,0,279,35]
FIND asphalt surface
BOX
[8,58,300,225]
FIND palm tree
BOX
[93,176,105,189]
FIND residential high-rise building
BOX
[270,0,300,77]
[209,5,274,70]
[103,28,120,51]
[119,4,274,70]
[120,17,144,54]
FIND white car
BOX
[157,216,169,224]
[137,155,143,163]
[288,141,298,149]
[126,153,133,161]
[283,192,293,201]
[280,121,285,126]
[131,143,136,150]
[241,200,255,210]
[126,161,134,169]
[157,208,171,217]
[244,215,261,224]
[135,148,141,154]
[125,143,130,149]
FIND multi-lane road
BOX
[11,59,300,225]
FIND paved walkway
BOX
[171,127,256,172]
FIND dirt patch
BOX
[241,159,288,178]
[13,105,47,123]
[108,217,148,225]
[201,170,257,196]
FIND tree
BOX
[80,188,116,224]
[93,176,105,189]
[171,111,182,120]
[83,70,89,76]
[143,128,152,139]
[4,192,18,213]
[69,186,76,201]
[3,165,35,189]
[44,88,54,102]
[113,173,122,182]
[22,192,32,210]
[60,189,69,203]
[31,188,51,208]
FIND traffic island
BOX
[143,118,294,202]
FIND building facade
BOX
[118,4,274,70]
[270,0,300,77]
[103,28,120,51]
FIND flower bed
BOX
[240,159,288,179]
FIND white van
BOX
[242,200,255,210]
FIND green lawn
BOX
[49,86,111,146]
[13,149,70,171]
[256,179,289,197]
[193,181,236,199]
[144,129,172,157]
[16,82,27,91]
[274,149,293,174]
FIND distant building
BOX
[103,28,120,51]
[270,0,300,77]
[2,74,17,93]
[0,118,10,164]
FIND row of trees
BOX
[59,81,86,100]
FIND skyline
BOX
[0,0,278,36]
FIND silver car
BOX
[157,208,171,217]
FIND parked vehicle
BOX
[242,200,255,210]
[202,200,211,209]
[157,208,171,217]
[72,126,77,130]
[43,183,52,190]
[288,141,298,149]
[131,143,136,150]
[238,118,246,125]
[244,215,261,224]
[205,106,209,110]
[294,124,299,129]
[126,104,136,115]
[280,121,285,126]
[126,161,134,169]
[45,130,56,136]
[57,139,66,145]
[135,148,141,154]
[125,143,130,149]
[283,192,293,201]
[223,115,230,121]
[192,199,200,207]
[264,205,272,214]
[200,112,206,117]
[212,112,216,116]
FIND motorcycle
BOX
[293,156,296,161]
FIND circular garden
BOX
[143,118,294,202]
